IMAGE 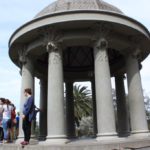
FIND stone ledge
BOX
[0,137,150,150]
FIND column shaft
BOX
[94,39,116,138]
[115,75,130,137]
[18,59,34,139]
[126,55,148,134]
[39,79,47,140]
[91,80,97,136]
[46,48,67,141]
[66,82,75,138]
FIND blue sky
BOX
[0,0,150,111]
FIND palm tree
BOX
[73,84,92,127]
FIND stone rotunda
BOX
[9,0,150,147]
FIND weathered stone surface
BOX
[1,138,150,150]
[35,0,123,18]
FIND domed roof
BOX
[35,0,123,18]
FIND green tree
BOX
[73,84,92,127]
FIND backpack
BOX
[30,105,40,121]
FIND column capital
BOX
[115,74,126,80]
[131,48,141,59]
[18,46,28,65]
[46,41,60,53]
[94,38,108,50]
[39,27,63,49]
[124,47,141,61]
[128,35,142,47]
[91,22,112,42]
[94,38,108,63]
[124,35,142,59]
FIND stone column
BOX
[126,54,149,135]
[66,81,75,138]
[18,54,34,141]
[115,74,130,137]
[46,42,67,144]
[91,79,97,136]
[39,78,47,141]
[94,38,117,140]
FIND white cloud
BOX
[105,0,150,30]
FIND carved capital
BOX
[94,38,108,63]
[91,22,112,41]
[124,47,141,60]
[95,38,108,50]
[39,27,63,48]
[128,35,142,46]
[131,48,141,59]
[46,41,60,53]
[18,46,28,65]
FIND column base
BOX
[96,132,118,142]
[131,130,149,134]
[29,138,39,145]
[40,135,69,145]
[130,130,149,138]
[40,139,69,145]
[118,131,130,137]
[38,135,46,141]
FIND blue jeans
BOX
[2,119,9,140]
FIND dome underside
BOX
[35,0,123,18]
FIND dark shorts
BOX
[7,119,12,129]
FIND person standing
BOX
[2,99,13,143]
[0,98,4,143]
[10,104,16,141]
[15,112,20,139]
[21,88,34,146]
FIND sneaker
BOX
[20,141,25,144]
[3,140,7,144]
[22,141,29,145]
